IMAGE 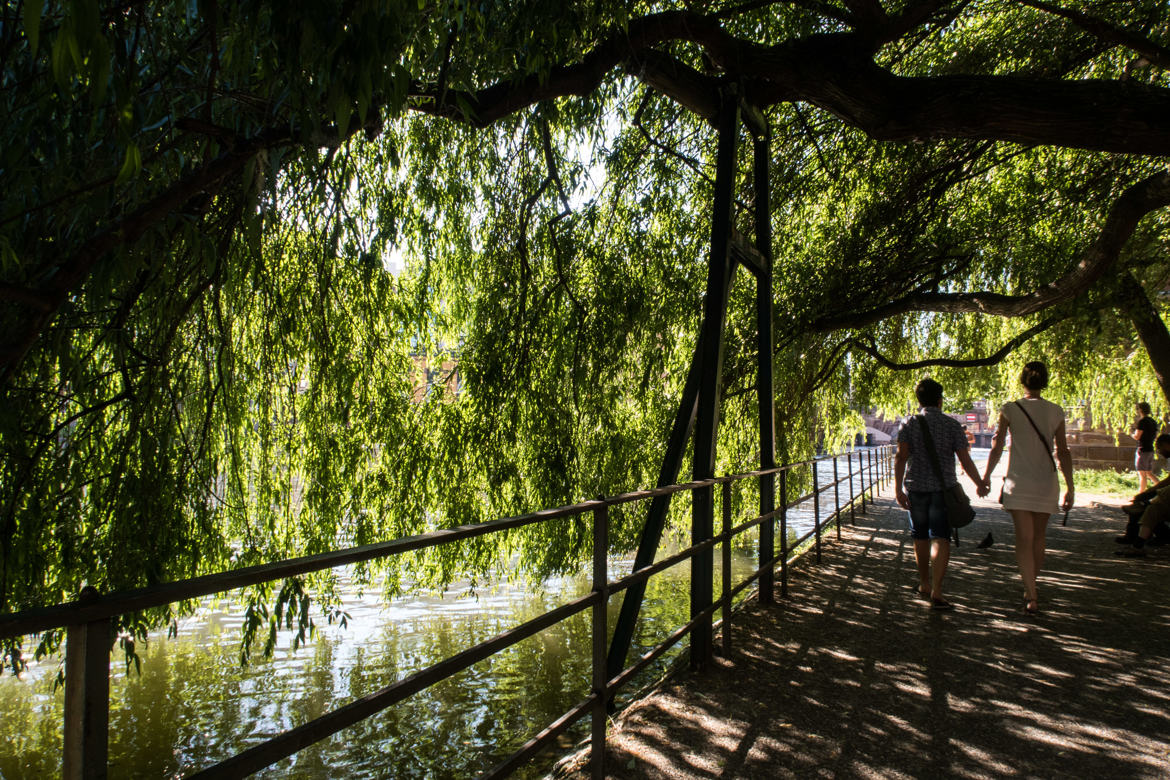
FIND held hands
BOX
[975,476,992,498]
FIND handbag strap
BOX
[916,415,964,546]
[915,414,951,486]
[1013,401,1057,472]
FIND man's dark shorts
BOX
[907,489,950,540]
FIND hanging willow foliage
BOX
[2,1,1170,668]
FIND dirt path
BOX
[555,492,1170,779]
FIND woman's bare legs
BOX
[1011,509,1051,610]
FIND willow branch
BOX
[0,124,299,382]
[1018,0,1170,70]
[848,316,1063,371]
[811,170,1170,333]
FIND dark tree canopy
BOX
[2,0,1169,666]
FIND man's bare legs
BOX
[913,538,930,596]
[913,537,950,599]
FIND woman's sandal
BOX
[930,597,954,611]
[1023,599,1040,615]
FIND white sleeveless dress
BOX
[1001,397,1064,514]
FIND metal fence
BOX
[0,445,894,779]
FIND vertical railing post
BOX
[869,449,877,497]
[833,455,841,540]
[63,586,109,780]
[780,468,789,598]
[848,450,856,524]
[591,504,609,780]
[813,459,822,563]
[860,449,868,514]
[721,480,732,657]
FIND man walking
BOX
[894,379,984,610]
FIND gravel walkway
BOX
[555,491,1170,779]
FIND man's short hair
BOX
[915,378,943,407]
[1139,401,1152,416]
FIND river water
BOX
[0,453,891,778]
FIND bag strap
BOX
[916,414,951,486]
[1013,401,1057,472]
[916,415,963,546]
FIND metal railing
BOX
[0,445,894,779]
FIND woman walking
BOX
[979,362,1074,615]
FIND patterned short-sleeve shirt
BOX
[902,407,969,492]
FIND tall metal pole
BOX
[606,342,701,687]
[690,87,739,670]
[753,126,776,605]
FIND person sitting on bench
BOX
[1118,433,1170,556]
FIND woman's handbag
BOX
[916,416,976,528]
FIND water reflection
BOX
[0,454,886,778]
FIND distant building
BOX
[410,354,460,402]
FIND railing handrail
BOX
[12,444,895,780]
[0,451,873,640]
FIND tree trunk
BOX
[1118,273,1170,406]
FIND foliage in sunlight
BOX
[2,0,1169,667]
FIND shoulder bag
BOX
[916,415,976,528]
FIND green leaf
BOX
[23,0,44,56]
[115,143,141,186]
[50,33,72,90]
[89,35,110,103]
[334,98,351,141]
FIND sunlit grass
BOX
[1074,468,1140,497]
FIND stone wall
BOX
[1067,430,1134,472]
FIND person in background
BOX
[1117,433,1170,556]
[895,378,983,611]
[978,362,1074,615]
[1130,402,1159,493]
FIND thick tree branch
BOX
[811,170,1170,333]
[1116,272,1170,405]
[847,316,1063,371]
[406,11,1170,156]
[743,36,1170,155]
[7,8,1170,386]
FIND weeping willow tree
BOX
[2,0,1169,667]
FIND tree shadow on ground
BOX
[559,495,1170,779]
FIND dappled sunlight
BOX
[558,498,1170,779]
